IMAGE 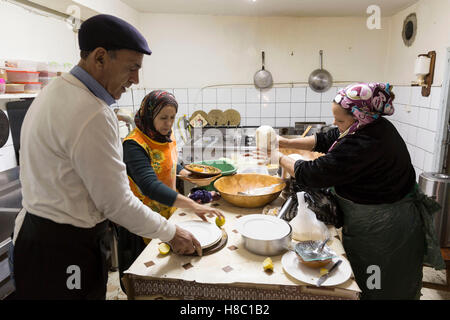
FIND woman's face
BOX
[332,102,356,134]
[153,105,177,136]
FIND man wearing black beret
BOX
[13,14,201,300]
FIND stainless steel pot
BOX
[308,50,333,93]
[254,51,273,89]
[238,212,292,256]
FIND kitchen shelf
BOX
[0,93,37,100]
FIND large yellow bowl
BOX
[214,174,286,208]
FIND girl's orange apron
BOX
[124,128,178,245]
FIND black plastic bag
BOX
[300,187,344,228]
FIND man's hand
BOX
[168,225,203,256]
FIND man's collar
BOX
[70,65,117,107]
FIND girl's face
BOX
[153,105,177,136]
[332,102,356,134]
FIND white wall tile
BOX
[231,88,246,103]
[217,88,232,104]
[245,88,260,103]
[173,88,188,103]
[290,118,306,127]
[417,128,435,153]
[291,103,305,117]
[306,87,321,102]
[408,106,419,126]
[417,107,429,129]
[276,118,290,127]
[305,102,321,117]
[260,103,275,117]
[395,86,411,105]
[188,89,202,105]
[261,88,276,103]
[177,103,188,116]
[247,103,261,118]
[246,118,261,126]
[275,103,290,117]
[410,87,422,107]
[323,117,335,125]
[406,124,418,145]
[430,86,442,110]
[189,104,202,115]
[132,89,147,106]
[202,88,217,104]
[420,94,431,109]
[321,87,337,103]
[217,104,232,111]
[423,152,434,172]
[202,104,216,113]
[305,117,322,122]
[260,118,276,126]
[320,102,333,117]
[291,87,306,102]
[232,103,246,117]
[118,90,133,106]
[413,147,425,170]
[427,109,439,132]
[276,88,291,103]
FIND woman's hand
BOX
[277,135,289,148]
[168,225,202,256]
[192,203,224,222]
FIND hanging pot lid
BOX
[0,110,10,148]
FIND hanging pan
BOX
[0,110,10,148]
[254,51,273,89]
[308,50,333,93]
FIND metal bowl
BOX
[294,240,336,269]
[214,174,285,208]
[236,214,292,256]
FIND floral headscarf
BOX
[328,82,395,151]
[134,90,178,143]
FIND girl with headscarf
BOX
[116,90,223,290]
[277,83,444,300]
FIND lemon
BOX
[319,268,329,276]
[158,243,171,255]
[263,257,274,271]
[215,216,226,227]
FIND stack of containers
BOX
[4,60,41,94]
[38,62,58,88]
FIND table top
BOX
[125,196,361,300]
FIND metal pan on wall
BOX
[254,51,273,89]
[308,50,333,93]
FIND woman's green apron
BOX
[333,184,445,300]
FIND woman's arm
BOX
[123,140,223,219]
[278,135,316,151]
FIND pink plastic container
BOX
[6,70,39,83]
[0,79,6,94]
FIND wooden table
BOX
[123,197,361,300]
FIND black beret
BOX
[79,14,151,55]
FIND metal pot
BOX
[0,110,10,149]
[254,51,273,89]
[236,212,292,256]
[308,50,333,93]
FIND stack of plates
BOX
[177,221,223,249]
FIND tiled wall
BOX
[388,86,444,179]
[117,86,339,128]
[117,84,447,181]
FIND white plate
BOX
[281,251,352,287]
[235,214,291,241]
[177,221,222,249]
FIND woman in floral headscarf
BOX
[116,90,223,291]
[277,83,444,300]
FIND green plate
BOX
[193,159,237,191]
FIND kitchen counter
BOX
[123,196,361,300]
